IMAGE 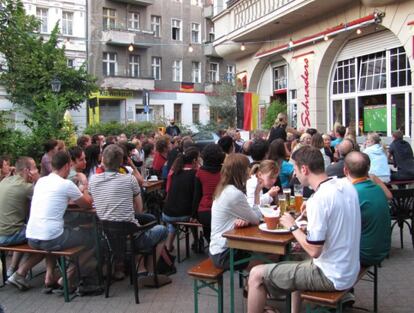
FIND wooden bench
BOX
[187,258,224,313]
[301,265,378,313]
[0,243,85,302]
[173,221,205,263]
[387,180,414,189]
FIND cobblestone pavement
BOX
[0,227,413,313]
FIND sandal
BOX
[41,283,61,294]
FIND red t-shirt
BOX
[152,152,167,173]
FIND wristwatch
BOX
[289,223,299,232]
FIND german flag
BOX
[180,82,194,92]
[236,92,259,131]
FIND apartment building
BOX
[213,0,414,142]
[88,0,235,127]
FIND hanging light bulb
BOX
[288,38,294,48]
[324,34,329,41]
[128,43,134,52]
[356,28,362,35]
[240,43,246,51]
[188,44,194,53]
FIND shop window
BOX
[192,104,200,123]
[358,52,386,91]
[332,59,355,94]
[390,47,412,88]
[273,65,287,90]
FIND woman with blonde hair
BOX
[209,154,261,270]
[267,112,288,143]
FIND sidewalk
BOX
[0,227,413,313]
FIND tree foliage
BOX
[207,82,237,128]
[263,100,287,130]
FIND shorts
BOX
[0,226,27,246]
[209,248,251,271]
[262,259,335,296]
[133,225,167,253]
[28,227,94,251]
[162,213,191,233]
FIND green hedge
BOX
[83,121,160,137]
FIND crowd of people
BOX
[0,114,413,312]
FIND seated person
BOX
[362,133,390,183]
[388,130,414,181]
[26,151,95,292]
[152,136,170,178]
[40,139,59,177]
[89,144,167,277]
[326,139,354,178]
[268,139,292,188]
[246,160,279,207]
[1,157,43,289]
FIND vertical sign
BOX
[143,89,150,121]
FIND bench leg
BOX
[193,279,199,313]
[185,226,190,259]
[93,215,103,286]
[217,277,223,313]
[0,251,6,286]
[176,227,181,263]
[130,251,139,304]
[59,256,70,303]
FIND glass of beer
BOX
[278,194,287,215]
[294,184,304,213]
[283,188,291,208]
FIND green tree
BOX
[207,82,237,128]
[263,100,287,130]
[0,0,96,140]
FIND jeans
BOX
[0,226,27,246]
[162,213,191,234]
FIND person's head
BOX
[77,135,92,149]
[365,132,381,147]
[85,144,101,170]
[106,135,117,144]
[218,135,234,154]
[180,136,194,151]
[310,133,324,149]
[344,151,370,179]
[118,133,128,143]
[155,136,170,154]
[274,112,288,127]
[242,140,252,156]
[214,154,250,198]
[170,118,175,125]
[337,138,355,158]
[102,144,124,171]
[0,155,11,176]
[249,139,269,162]
[234,130,241,140]
[335,125,346,139]
[392,130,404,141]
[51,151,72,178]
[143,142,155,159]
[15,157,38,183]
[68,146,86,171]
[291,146,325,187]
[268,138,287,161]
[299,133,312,145]
[171,146,200,174]
[306,128,318,137]
[44,139,59,154]
[201,144,225,168]
[322,134,331,148]
[250,160,279,189]
[56,140,66,152]
[92,134,105,147]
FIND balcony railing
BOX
[203,42,220,57]
[102,26,156,48]
[203,4,213,18]
[102,65,155,90]
[110,0,154,6]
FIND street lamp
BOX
[51,77,61,93]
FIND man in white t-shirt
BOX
[247,146,361,313]
[25,151,94,291]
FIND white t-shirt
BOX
[246,175,274,207]
[209,185,261,255]
[306,177,361,290]
[26,173,82,241]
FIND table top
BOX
[222,225,295,246]
[67,204,96,214]
[142,180,163,190]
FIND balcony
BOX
[203,5,213,19]
[110,0,154,6]
[203,42,220,57]
[102,27,156,49]
[102,66,154,91]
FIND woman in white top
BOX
[209,154,261,270]
[246,160,280,207]
[310,133,331,170]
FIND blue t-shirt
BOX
[280,161,294,188]
[330,137,343,148]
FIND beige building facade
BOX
[213,0,414,142]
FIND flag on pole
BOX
[180,82,194,92]
[236,92,259,131]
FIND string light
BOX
[324,34,329,41]
[240,43,246,51]
[288,38,294,48]
[356,28,362,35]
[188,43,193,53]
[128,43,134,52]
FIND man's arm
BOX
[133,194,143,215]
[74,189,93,209]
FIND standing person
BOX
[234,130,245,153]
[40,139,59,177]
[330,125,346,148]
[246,160,279,207]
[77,135,92,150]
[388,130,414,181]
[310,133,331,170]
[163,147,200,252]
[218,135,235,156]
[322,134,334,163]
[267,113,288,143]
[192,144,225,243]
[209,154,261,270]
[248,146,361,313]
[362,133,390,183]
[84,144,101,181]
[152,136,170,177]
[1,157,42,289]
[166,119,181,137]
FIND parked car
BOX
[191,131,220,151]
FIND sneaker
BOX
[7,272,31,290]
[341,292,355,307]
[6,266,16,278]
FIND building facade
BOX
[213,0,414,142]
[88,0,235,128]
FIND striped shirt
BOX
[89,171,141,225]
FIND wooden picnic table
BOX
[142,180,164,193]
[222,225,295,313]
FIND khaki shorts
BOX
[262,259,335,297]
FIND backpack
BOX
[156,247,176,276]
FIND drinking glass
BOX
[278,194,287,215]
[283,188,291,207]
[294,184,303,213]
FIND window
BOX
[192,61,201,83]
[208,62,219,82]
[174,103,182,123]
[128,12,140,30]
[358,51,386,91]
[151,16,161,37]
[209,27,215,42]
[191,23,200,43]
[172,60,182,82]
[62,11,73,35]
[36,8,48,33]
[152,57,161,80]
[172,19,182,41]
[103,8,116,30]
[225,65,235,84]
[390,47,412,88]
[273,65,287,90]
[102,52,117,76]
[332,58,356,94]
[67,59,74,68]
[192,104,200,123]
[129,55,140,77]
